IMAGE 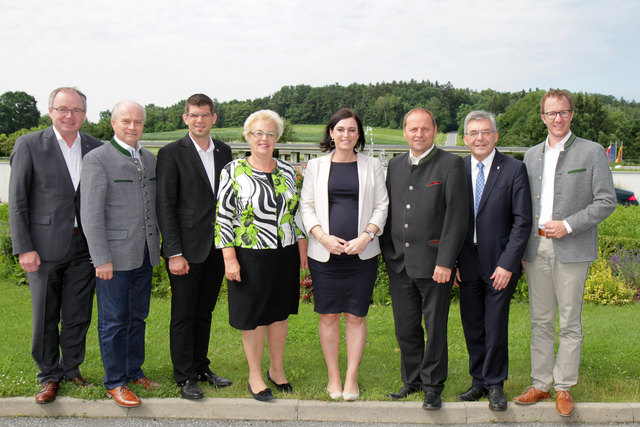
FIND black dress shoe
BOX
[248,384,273,402]
[266,370,293,393]
[181,379,203,400]
[197,371,233,388]
[456,385,488,401]
[488,385,507,411]
[387,384,420,400]
[423,391,442,411]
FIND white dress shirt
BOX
[539,131,573,233]
[113,136,143,168]
[410,144,435,165]
[189,134,216,192]
[470,149,496,243]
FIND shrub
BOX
[609,246,640,291]
[584,252,635,305]
[372,255,391,306]
[151,259,171,298]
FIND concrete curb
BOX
[0,397,639,424]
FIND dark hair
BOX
[319,108,366,153]
[185,93,215,114]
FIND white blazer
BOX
[300,151,389,262]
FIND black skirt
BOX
[309,254,378,317]
[227,243,300,330]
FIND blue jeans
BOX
[96,248,152,389]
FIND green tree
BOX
[0,91,40,134]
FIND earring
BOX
[330,138,335,148]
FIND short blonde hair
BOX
[243,109,284,142]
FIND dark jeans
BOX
[96,248,152,390]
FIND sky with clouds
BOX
[1,0,638,121]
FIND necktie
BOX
[475,162,485,217]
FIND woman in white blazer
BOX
[300,109,388,401]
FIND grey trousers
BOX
[525,237,590,392]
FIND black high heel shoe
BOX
[266,370,293,393]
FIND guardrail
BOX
[140,141,530,164]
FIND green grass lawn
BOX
[142,124,446,146]
[0,278,638,402]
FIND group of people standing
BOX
[9,87,615,418]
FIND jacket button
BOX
[404,224,408,228]
[404,242,410,247]
[406,204,411,209]
[409,185,414,190]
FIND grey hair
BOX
[243,109,284,142]
[463,110,497,134]
[48,87,87,110]
[111,101,147,123]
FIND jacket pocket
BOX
[106,229,128,240]
[567,168,586,174]
[30,214,51,225]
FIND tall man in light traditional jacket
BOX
[81,101,160,408]
[513,90,615,417]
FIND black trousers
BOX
[459,251,518,388]
[27,233,95,385]
[168,245,224,384]
[388,268,453,394]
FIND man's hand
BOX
[432,265,452,284]
[96,263,114,280]
[490,266,513,290]
[19,251,41,273]
[542,220,568,239]
[168,256,190,275]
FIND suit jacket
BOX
[9,126,103,261]
[523,135,616,263]
[80,140,160,270]
[156,134,232,263]
[381,147,469,279]
[300,151,388,262]
[458,150,532,282]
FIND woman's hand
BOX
[320,234,348,255]
[344,233,370,255]
[222,247,241,282]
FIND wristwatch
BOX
[365,230,375,240]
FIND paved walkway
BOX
[1,397,639,424]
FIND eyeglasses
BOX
[544,110,572,119]
[187,113,212,119]
[465,129,496,138]
[250,131,277,139]
[52,107,85,116]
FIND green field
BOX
[143,124,446,146]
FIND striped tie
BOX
[475,162,485,217]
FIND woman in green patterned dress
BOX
[215,110,308,401]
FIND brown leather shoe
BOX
[513,386,550,405]
[556,390,575,417]
[131,377,159,390]
[69,375,94,387]
[35,381,58,404]
[106,385,141,408]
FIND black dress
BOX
[308,161,378,317]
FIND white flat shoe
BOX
[326,388,342,400]
[343,384,359,401]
